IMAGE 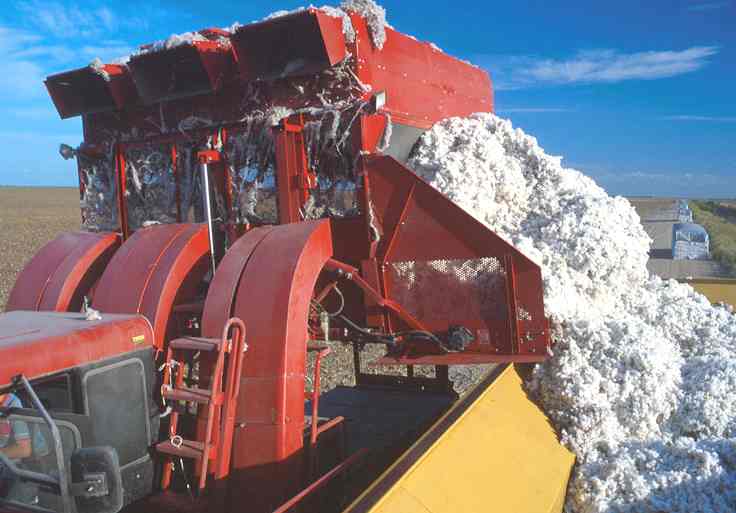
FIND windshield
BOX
[0,392,78,512]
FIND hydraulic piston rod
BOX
[198,150,220,274]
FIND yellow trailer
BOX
[681,278,736,308]
[346,365,575,513]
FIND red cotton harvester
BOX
[0,6,573,513]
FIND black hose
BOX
[337,314,397,345]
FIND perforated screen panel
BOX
[387,257,509,322]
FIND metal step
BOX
[156,439,205,460]
[163,386,222,405]
[170,336,223,352]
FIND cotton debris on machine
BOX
[6,1,735,513]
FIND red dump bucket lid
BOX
[231,8,347,82]
[45,64,137,119]
[128,34,236,104]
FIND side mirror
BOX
[70,447,124,513]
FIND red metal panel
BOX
[201,226,274,335]
[93,223,210,349]
[93,224,187,312]
[362,155,550,362]
[6,232,119,313]
[231,9,347,82]
[201,220,333,513]
[349,14,493,128]
[274,118,313,224]
[45,64,138,119]
[128,39,236,104]
[0,311,153,388]
[105,65,139,110]
[359,114,389,155]
[139,225,210,349]
[115,145,130,240]
[315,10,350,66]
[38,232,120,311]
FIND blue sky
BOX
[0,0,733,198]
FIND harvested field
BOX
[0,187,80,310]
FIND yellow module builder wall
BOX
[682,278,736,309]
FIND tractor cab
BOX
[0,312,156,513]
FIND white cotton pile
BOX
[133,31,208,56]
[408,113,736,513]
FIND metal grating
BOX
[224,128,279,226]
[125,144,178,231]
[387,257,508,322]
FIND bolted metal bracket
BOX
[70,472,109,498]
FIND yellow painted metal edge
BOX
[681,278,736,308]
[345,364,575,513]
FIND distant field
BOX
[0,187,80,310]
[692,200,736,276]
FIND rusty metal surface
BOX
[0,311,152,388]
[93,223,210,349]
[6,231,120,313]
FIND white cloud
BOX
[16,1,118,38]
[686,2,731,11]
[480,46,719,90]
[12,45,77,61]
[662,115,736,122]
[96,7,115,31]
[0,26,41,49]
[0,27,48,99]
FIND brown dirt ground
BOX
[0,187,81,310]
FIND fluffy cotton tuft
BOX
[340,0,388,49]
[88,58,110,81]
